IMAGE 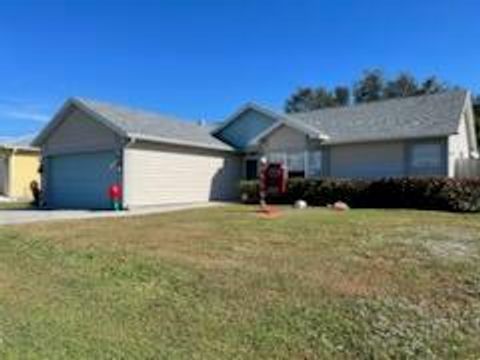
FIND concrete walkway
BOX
[0,202,223,226]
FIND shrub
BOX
[239,177,480,212]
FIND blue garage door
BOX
[47,151,120,209]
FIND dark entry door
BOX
[245,159,258,180]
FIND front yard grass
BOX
[0,201,33,210]
[0,205,479,358]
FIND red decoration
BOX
[265,163,288,195]
[108,184,122,200]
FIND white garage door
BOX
[46,151,120,209]
[124,146,241,207]
[0,157,8,195]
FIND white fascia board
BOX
[128,133,236,152]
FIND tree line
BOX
[284,69,480,145]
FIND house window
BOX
[265,151,306,178]
[245,159,258,180]
[308,150,322,177]
[286,152,305,178]
[267,152,286,165]
[411,143,442,169]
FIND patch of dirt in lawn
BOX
[425,240,473,259]
[388,225,480,261]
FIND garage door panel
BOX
[124,147,241,207]
[47,152,119,209]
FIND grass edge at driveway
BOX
[0,205,479,359]
[0,202,225,226]
[0,201,33,210]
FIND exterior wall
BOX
[328,138,447,178]
[0,154,8,195]
[448,112,472,177]
[216,109,277,149]
[123,141,242,207]
[42,107,122,156]
[405,138,448,176]
[10,151,40,199]
[329,141,405,178]
[260,125,307,152]
[252,122,449,178]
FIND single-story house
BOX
[33,90,478,209]
[0,142,40,199]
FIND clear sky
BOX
[0,0,479,138]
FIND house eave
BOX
[128,133,236,153]
[322,133,455,146]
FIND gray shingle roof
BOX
[289,90,468,144]
[74,98,235,151]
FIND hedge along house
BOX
[0,143,40,200]
[33,90,478,209]
[214,90,478,180]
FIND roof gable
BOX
[214,103,329,150]
[32,98,127,148]
[246,117,329,148]
[213,103,283,134]
[213,105,278,149]
[33,98,234,152]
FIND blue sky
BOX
[0,0,479,137]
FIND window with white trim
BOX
[265,151,306,177]
[308,150,322,177]
[267,152,286,165]
[411,143,442,168]
[286,152,305,172]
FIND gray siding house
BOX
[33,90,478,209]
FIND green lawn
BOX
[0,205,480,359]
[0,202,33,210]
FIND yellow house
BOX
[0,144,40,199]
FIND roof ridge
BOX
[74,97,208,130]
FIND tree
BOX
[384,72,419,99]
[419,76,447,95]
[314,87,337,108]
[353,69,385,103]
[285,86,338,113]
[284,69,456,115]
[285,87,320,113]
[334,86,350,106]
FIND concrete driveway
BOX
[0,202,223,225]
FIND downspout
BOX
[122,137,136,210]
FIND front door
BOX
[245,159,258,180]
